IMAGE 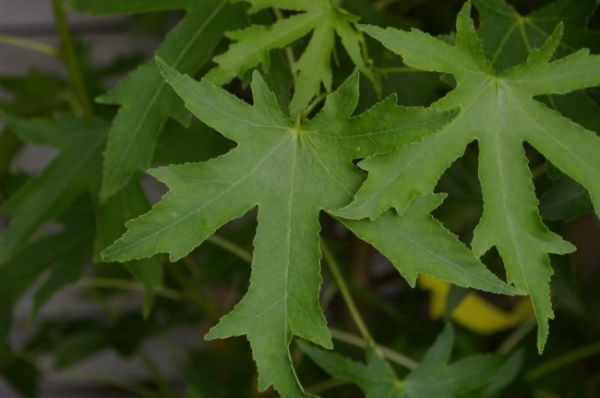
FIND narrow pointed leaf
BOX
[0,115,106,263]
[70,0,247,201]
[0,200,95,346]
[474,0,600,223]
[95,179,163,316]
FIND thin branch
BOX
[321,241,376,346]
[273,8,298,84]
[497,316,536,354]
[207,235,253,264]
[306,378,350,394]
[375,66,421,75]
[139,350,178,398]
[0,34,57,57]
[51,0,93,117]
[78,277,187,301]
[526,340,600,381]
[302,92,329,118]
[329,327,418,370]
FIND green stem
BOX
[373,0,402,11]
[82,285,119,321]
[306,378,349,394]
[169,262,220,319]
[526,341,600,381]
[207,235,253,264]
[139,350,178,398]
[375,66,421,75]
[51,0,93,117]
[329,328,418,370]
[320,283,338,310]
[302,92,329,118]
[105,381,160,398]
[0,131,23,202]
[273,8,298,84]
[531,162,547,180]
[497,316,536,354]
[0,34,57,57]
[321,241,375,346]
[69,375,160,398]
[78,277,187,301]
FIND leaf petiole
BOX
[497,316,537,354]
[139,350,178,398]
[302,92,329,119]
[78,277,187,301]
[321,240,375,346]
[321,241,420,370]
[305,378,350,394]
[374,66,421,75]
[526,340,600,381]
[272,7,298,85]
[207,234,253,264]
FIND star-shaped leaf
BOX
[206,0,373,117]
[68,0,247,201]
[475,0,600,221]
[301,324,508,397]
[335,1,600,351]
[100,56,519,395]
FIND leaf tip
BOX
[357,24,384,38]
[155,56,171,78]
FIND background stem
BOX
[51,0,93,117]
[0,34,57,57]
[321,241,376,346]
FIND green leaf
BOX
[30,199,95,319]
[95,179,163,317]
[473,0,600,135]
[540,174,593,220]
[0,352,40,398]
[301,324,507,397]
[0,71,66,116]
[474,0,600,71]
[0,199,95,346]
[206,0,373,116]
[0,114,106,263]
[474,0,600,222]
[102,59,467,396]
[301,342,401,397]
[474,0,600,224]
[69,0,247,201]
[343,195,516,294]
[339,2,600,351]
[53,329,112,369]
